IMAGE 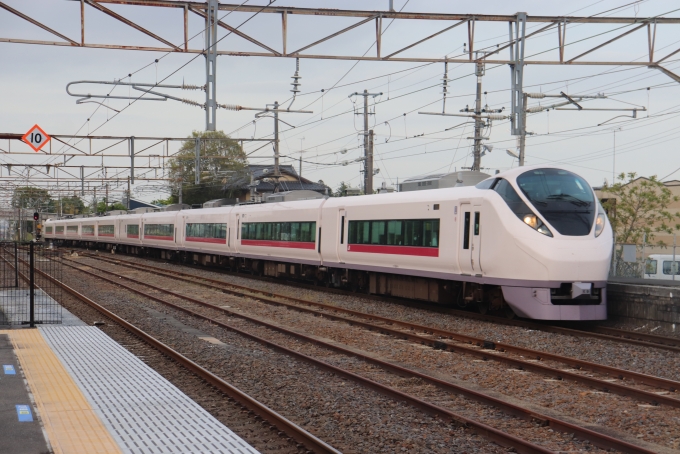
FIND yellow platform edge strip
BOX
[1,329,122,454]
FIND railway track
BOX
[57,252,677,453]
[79,253,680,404]
[2,250,339,454]
[74,247,680,354]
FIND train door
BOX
[471,205,482,273]
[336,208,345,263]
[459,203,473,274]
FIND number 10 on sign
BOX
[21,124,51,152]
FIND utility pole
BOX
[105,183,108,211]
[126,176,131,210]
[367,130,374,193]
[350,89,382,194]
[472,60,484,171]
[247,101,312,193]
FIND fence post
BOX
[641,233,646,279]
[14,242,18,288]
[29,241,35,328]
[674,234,677,282]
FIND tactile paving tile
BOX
[40,326,259,454]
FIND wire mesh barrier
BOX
[0,242,63,326]
[610,242,680,281]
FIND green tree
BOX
[333,181,350,197]
[95,201,128,213]
[151,195,176,206]
[56,196,87,215]
[601,172,680,246]
[168,130,248,206]
[12,186,51,209]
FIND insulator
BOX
[525,106,545,113]
[526,93,546,99]
[218,103,243,111]
[290,57,301,95]
[182,98,203,108]
[181,83,203,91]
[485,114,508,120]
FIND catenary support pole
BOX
[509,12,527,136]
[205,0,218,131]
[274,101,281,192]
[519,92,527,166]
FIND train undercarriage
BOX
[58,239,515,317]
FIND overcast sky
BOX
[2,0,680,203]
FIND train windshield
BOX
[516,168,595,236]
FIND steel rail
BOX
[80,253,680,398]
[49,259,558,454]
[4,253,340,454]
[56,256,661,454]
[583,325,680,349]
[69,249,680,353]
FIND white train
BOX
[44,166,613,320]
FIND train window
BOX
[126,224,139,236]
[82,225,95,235]
[340,216,345,244]
[45,226,53,234]
[99,225,114,235]
[645,259,657,275]
[662,261,680,275]
[348,219,439,248]
[463,213,470,249]
[474,212,480,235]
[371,221,385,245]
[67,226,78,233]
[387,220,403,245]
[241,222,317,243]
[55,226,64,234]
[144,224,173,237]
[516,168,595,236]
[475,178,498,190]
[186,223,226,239]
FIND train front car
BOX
[480,166,612,320]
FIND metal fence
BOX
[610,241,680,280]
[0,242,63,326]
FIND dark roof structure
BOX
[128,198,158,209]
[224,164,330,194]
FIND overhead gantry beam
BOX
[2,1,680,66]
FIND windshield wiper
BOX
[546,194,591,207]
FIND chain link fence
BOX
[0,242,63,326]
[610,242,680,280]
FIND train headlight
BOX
[595,212,606,237]
[523,214,553,237]
[523,214,538,229]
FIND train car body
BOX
[44,166,613,320]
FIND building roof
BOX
[224,164,329,194]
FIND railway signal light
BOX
[33,212,39,221]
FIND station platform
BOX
[1,313,259,453]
